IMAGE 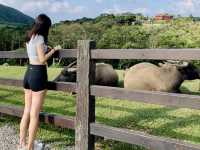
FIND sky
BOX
[0,0,200,23]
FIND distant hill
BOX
[0,4,34,25]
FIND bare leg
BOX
[27,90,46,150]
[19,89,32,147]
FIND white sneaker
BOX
[33,140,45,150]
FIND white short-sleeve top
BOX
[26,35,48,62]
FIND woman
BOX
[19,14,60,150]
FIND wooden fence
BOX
[0,40,200,150]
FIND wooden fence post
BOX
[75,40,96,150]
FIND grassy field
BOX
[0,66,200,150]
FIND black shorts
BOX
[23,64,48,92]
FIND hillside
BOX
[0,4,34,25]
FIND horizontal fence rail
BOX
[91,85,200,110]
[90,123,200,150]
[2,49,200,60]
[0,51,28,58]
[0,49,77,58]
[0,105,75,129]
[0,78,76,93]
[92,49,200,60]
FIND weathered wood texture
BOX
[0,105,75,129]
[91,85,200,110]
[91,49,200,60]
[75,40,96,150]
[0,78,76,92]
[2,49,200,60]
[0,51,27,58]
[47,81,76,92]
[0,49,77,58]
[90,123,200,150]
[53,49,77,58]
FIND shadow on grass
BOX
[0,100,75,118]
[0,87,76,116]
[42,105,75,117]
[39,123,75,145]
[99,139,146,150]
[0,92,16,99]
[96,103,200,144]
[0,86,75,103]
[0,87,23,94]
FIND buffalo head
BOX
[161,60,200,80]
[54,68,76,82]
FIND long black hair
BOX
[26,14,52,44]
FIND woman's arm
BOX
[36,44,57,64]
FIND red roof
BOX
[154,14,173,21]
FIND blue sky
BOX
[0,0,199,23]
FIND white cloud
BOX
[20,0,85,14]
[0,0,86,21]
[134,8,148,14]
[103,4,148,15]
[104,4,125,14]
[96,0,103,4]
[0,0,14,6]
[171,0,200,15]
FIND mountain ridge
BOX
[0,4,34,25]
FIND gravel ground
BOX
[0,124,75,150]
[0,124,19,150]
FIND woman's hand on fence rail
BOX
[47,45,62,54]
[53,45,62,51]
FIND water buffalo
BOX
[54,63,119,86]
[124,61,200,92]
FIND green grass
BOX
[0,66,200,150]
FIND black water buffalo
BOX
[54,63,119,86]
